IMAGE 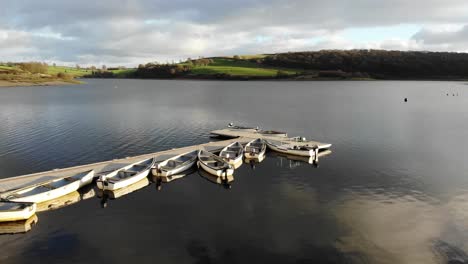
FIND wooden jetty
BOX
[0,128,331,193]
[210,128,332,150]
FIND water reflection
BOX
[271,150,332,169]
[332,190,462,264]
[198,169,234,189]
[36,184,96,212]
[244,154,266,169]
[97,177,150,208]
[0,214,38,235]
[151,167,197,183]
[151,167,197,191]
[36,191,81,212]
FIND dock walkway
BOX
[210,128,332,150]
[0,129,331,193]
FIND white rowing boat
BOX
[152,150,198,178]
[259,130,288,137]
[99,177,150,200]
[219,142,244,164]
[244,138,266,159]
[97,158,155,191]
[0,201,36,222]
[198,150,234,177]
[227,123,259,130]
[266,140,318,157]
[1,170,94,203]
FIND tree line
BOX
[260,50,468,79]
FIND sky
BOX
[1,0,468,67]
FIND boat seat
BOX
[221,151,237,158]
[177,155,192,161]
[117,170,136,179]
[121,170,137,174]
[42,184,56,189]
[246,146,260,151]
[226,147,240,152]
[63,177,77,182]
[161,160,179,170]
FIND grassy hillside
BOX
[110,68,136,78]
[190,58,299,77]
[47,66,90,77]
[0,63,84,86]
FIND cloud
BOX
[412,25,468,51]
[1,0,468,65]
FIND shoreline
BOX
[81,76,468,82]
[1,77,467,87]
[0,79,83,88]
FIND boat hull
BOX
[244,151,264,159]
[97,158,155,191]
[220,142,244,165]
[153,159,197,177]
[223,155,243,165]
[267,142,315,157]
[0,202,36,222]
[4,170,95,204]
[97,168,151,191]
[198,161,234,177]
[10,180,82,203]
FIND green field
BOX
[0,64,89,77]
[109,68,136,78]
[0,65,14,70]
[47,66,90,77]
[190,58,298,77]
[1,56,300,81]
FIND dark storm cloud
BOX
[1,0,468,65]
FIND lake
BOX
[0,79,467,264]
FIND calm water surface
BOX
[1,79,468,263]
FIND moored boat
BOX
[266,140,318,157]
[98,177,150,200]
[97,158,155,191]
[219,142,244,164]
[259,130,288,137]
[198,150,234,177]
[244,138,266,159]
[0,170,94,203]
[0,201,37,222]
[227,123,259,130]
[152,150,198,178]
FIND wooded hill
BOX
[260,50,468,79]
[91,50,468,80]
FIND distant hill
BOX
[260,50,468,79]
[6,50,468,85]
[88,57,298,80]
[90,50,468,80]
[0,63,85,86]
